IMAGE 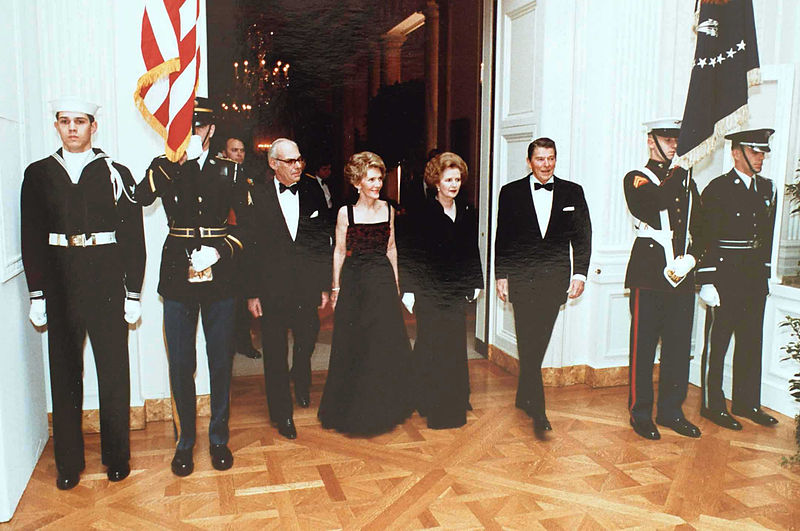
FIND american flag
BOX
[134,0,201,162]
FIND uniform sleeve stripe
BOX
[697,267,716,272]
[148,169,156,193]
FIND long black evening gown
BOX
[318,203,413,435]
[407,198,483,429]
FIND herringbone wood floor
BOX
[5,360,800,530]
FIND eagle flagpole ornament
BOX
[134,0,201,162]
[673,0,761,170]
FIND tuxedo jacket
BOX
[494,174,592,303]
[241,175,331,308]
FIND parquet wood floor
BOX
[5,360,800,530]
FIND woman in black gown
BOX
[405,152,483,429]
[318,152,413,435]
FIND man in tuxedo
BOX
[222,136,262,360]
[495,137,592,436]
[243,138,331,439]
[697,128,778,429]
[136,98,246,477]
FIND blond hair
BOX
[344,151,386,187]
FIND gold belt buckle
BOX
[68,234,86,247]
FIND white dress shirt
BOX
[733,167,754,190]
[316,175,333,208]
[197,149,210,170]
[275,178,300,240]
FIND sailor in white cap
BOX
[697,128,779,430]
[622,118,702,440]
[20,97,145,489]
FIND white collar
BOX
[733,167,754,188]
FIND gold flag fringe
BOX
[673,67,762,170]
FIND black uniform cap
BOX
[725,128,774,153]
[193,97,215,127]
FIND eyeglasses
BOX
[274,156,305,166]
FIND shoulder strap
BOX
[387,202,391,222]
[347,204,354,225]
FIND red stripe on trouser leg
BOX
[630,288,639,414]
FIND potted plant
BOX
[783,159,800,286]
[779,315,800,466]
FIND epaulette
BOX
[157,154,167,159]
[215,156,237,163]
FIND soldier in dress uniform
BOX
[21,97,145,489]
[697,128,778,430]
[623,118,702,440]
[135,98,248,476]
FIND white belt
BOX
[48,231,117,247]
[634,226,673,249]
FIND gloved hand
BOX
[185,134,204,160]
[664,254,696,287]
[190,245,220,272]
[29,299,47,326]
[124,299,142,324]
[699,284,721,307]
[401,293,415,313]
[467,288,481,302]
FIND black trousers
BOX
[701,285,766,411]
[259,299,320,421]
[511,286,564,418]
[46,262,129,476]
[234,297,255,353]
[414,297,470,429]
[628,288,694,423]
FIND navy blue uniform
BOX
[623,159,700,424]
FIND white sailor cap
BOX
[50,97,100,117]
[643,118,682,138]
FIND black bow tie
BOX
[279,182,299,195]
[534,182,554,191]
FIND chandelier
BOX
[220,24,291,116]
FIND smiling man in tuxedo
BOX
[495,137,592,436]
[243,138,331,439]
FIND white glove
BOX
[664,254,696,287]
[190,245,220,272]
[699,284,721,307]
[29,299,47,327]
[467,288,481,302]
[124,299,142,324]
[185,134,204,160]
[401,293,415,313]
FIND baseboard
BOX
[48,395,211,434]
[487,344,658,388]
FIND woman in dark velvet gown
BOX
[405,152,484,429]
[318,152,413,435]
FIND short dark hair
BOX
[527,137,556,159]
[55,112,95,124]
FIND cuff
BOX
[126,291,141,301]
[29,290,44,300]
[571,274,587,282]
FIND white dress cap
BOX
[643,117,682,134]
[50,97,100,116]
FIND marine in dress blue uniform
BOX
[697,128,779,430]
[623,118,701,440]
[135,98,248,476]
[21,97,145,489]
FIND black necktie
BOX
[279,182,299,195]
[534,182,554,191]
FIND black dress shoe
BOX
[210,444,234,471]
[532,416,552,434]
[630,418,661,440]
[171,448,194,477]
[107,462,131,482]
[276,418,297,439]
[56,472,80,490]
[700,407,742,430]
[294,387,310,408]
[239,347,262,359]
[731,407,778,427]
[656,417,701,438]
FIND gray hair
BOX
[268,138,298,160]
